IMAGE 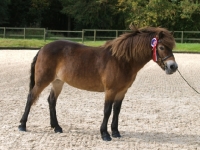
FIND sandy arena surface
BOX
[0,50,200,150]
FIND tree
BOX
[120,0,177,29]
[59,0,126,30]
[27,0,50,27]
[40,0,68,30]
[175,0,200,30]
[3,0,200,31]
[0,0,10,25]
[8,0,31,27]
[119,0,200,31]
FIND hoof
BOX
[112,131,121,138]
[101,132,112,141]
[18,125,26,132]
[54,126,63,133]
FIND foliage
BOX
[174,0,200,30]
[8,0,31,27]
[0,0,10,25]
[59,0,125,29]
[1,0,200,31]
[27,0,50,27]
[120,0,200,31]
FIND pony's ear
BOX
[158,31,164,39]
[129,23,138,31]
[129,23,134,30]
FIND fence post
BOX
[44,28,46,41]
[82,29,84,43]
[24,28,26,39]
[116,30,118,38]
[3,27,6,38]
[94,29,96,41]
[181,31,183,43]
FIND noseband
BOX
[157,51,174,62]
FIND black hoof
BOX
[101,132,112,141]
[112,130,121,138]
[112,131,121,138]
[54,126,63,133]
[18,125,26,132]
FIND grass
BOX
[82,41,106,46]
[0,38,200,53]
[0,38,52,48]
[174,43,200,53]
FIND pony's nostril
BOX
[170,64,177,70]
[170,64,175,69]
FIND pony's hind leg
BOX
[18,83,49,131]
[18,93,36,131]
[47,79,64,133]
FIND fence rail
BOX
[0,27,200,43]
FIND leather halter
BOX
[156,47,174,70]
[151,37,174,70]
[156,40,174,70]
[157,52,174,62]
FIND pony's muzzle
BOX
[165,60,178,74]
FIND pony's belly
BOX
[57,74,104,92]
[57,64,105,92]
[67,80,105,92]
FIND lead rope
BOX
[177,69,200,94]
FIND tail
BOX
[29,51,39,92]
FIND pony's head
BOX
[104,26,178,74]
[152,29,178,74]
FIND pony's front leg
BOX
[111,100,123,138]
[100,100,114,141]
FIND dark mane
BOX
[103,27,175,62]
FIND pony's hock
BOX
[18,27,178,141]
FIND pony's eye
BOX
[159,46,165,50]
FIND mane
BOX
[103,26,175,62]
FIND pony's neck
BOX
[131,47,152,69]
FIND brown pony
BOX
[18,27,178,141]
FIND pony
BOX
[18,26,178,141]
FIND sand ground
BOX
[0,50,200,150]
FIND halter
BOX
[151,37,174,70]
[159,53,174,62]
[151,37,174,62]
